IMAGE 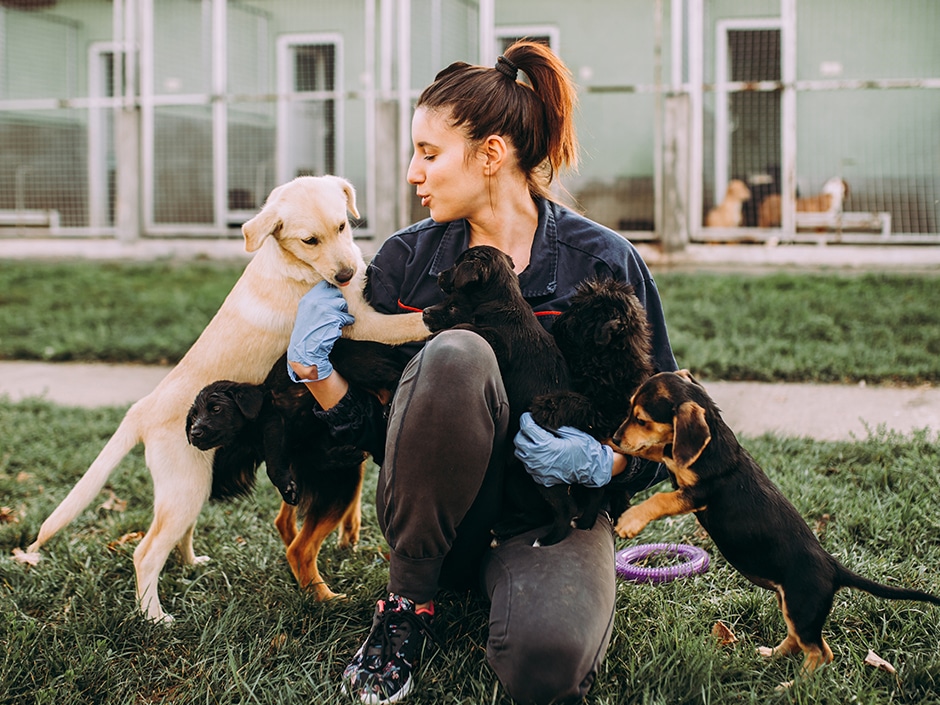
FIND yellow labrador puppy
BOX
[26,175,428,623]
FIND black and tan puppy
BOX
[422,245,576,546]
[528,277,655,524]
[613,370,940,680]
[186,338,406,600]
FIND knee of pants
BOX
[482,516,617,705]
[419,328,500,381]
[488,635,604,705]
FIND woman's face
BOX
[407,106,488,223]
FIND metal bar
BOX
[780,0,797,238]
[687,0,703,242]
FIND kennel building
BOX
[0,0,937,248]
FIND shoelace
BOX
[364,606,444,668]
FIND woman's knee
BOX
[488,634,607,704]
[420,329,499,379]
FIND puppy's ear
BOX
[452,259,485,291]
[243,182,289,252]
[676,369,705,388]
[672,401,710,469]
[231,386,265,420]
[328,175,360,220]
[437,269,455,294]
[595,319,620,346]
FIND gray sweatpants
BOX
[375,329,617,704]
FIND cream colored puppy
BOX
[26,175,428,623]
[706,179,751,227]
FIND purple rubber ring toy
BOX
[615,543,710,584]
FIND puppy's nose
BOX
[334,266,355,285]
[189,425,204,440]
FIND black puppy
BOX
[528,277,655,524]
[614,370,940,682]
[422,245,577,546]
[186,338,406,599]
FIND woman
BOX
[287,41,677,705]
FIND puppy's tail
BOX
[837,565,940,606]
[28,412,141,552]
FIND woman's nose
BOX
[407,155,423,184]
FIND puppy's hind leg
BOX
[135,440,213,623]
[757,585,833,688]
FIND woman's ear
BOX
[482,134,509,175]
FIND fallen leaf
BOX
[0,506,19,524]
[15,472,32,483]
[864,649,896,674]
[814,513,831,539]
[107,531,145,551]
[11,548,41,566]
[711,620,737,646]
[98,490,127,513]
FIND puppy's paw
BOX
[614,507,647,538]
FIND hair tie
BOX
[495,55,519,80]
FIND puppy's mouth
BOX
[187,430,223,451]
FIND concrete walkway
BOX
[2,360,938,442]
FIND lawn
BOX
[1,260,939,384]
[1,260,939,703]
[1,400,938,704]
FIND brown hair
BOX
[416,40,579,200]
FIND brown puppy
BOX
[26,176,428,623]
[706,179,751,227]
[613,370,940,680]
[757,177,849,228]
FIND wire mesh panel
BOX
[405,0,480,225]
[0,8,94,230]
[698,0,940,240]
[791,0,940,237]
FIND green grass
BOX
[1,260,939,383]
[2,400,939,704]
[2,259,939,702]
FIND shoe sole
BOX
[343,675,413,705]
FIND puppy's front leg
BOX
[340,269,429,345]
[614,490,697,538]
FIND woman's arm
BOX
[288,360,349,410]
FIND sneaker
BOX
[342,593,440,704]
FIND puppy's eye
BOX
[338,222,346,233]
[634,418,647,428]
[302,235,319,245]
[210,405,222,414]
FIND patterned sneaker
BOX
[342,593,439,704]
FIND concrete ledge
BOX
[2,237,940,272]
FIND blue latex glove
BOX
[287,281,355,382]
[513,412,613,488]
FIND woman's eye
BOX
[424,154,436,161]
[302,235,319,245]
